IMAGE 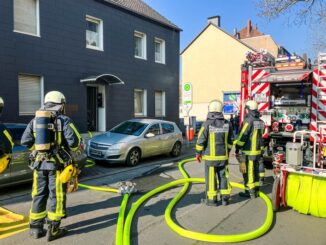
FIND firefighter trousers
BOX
[205,162,231,203]
[243,156,262,193]
[29,170,67,228]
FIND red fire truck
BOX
[240,51,326,167]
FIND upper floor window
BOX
[86,15,103,51]
[14,0,40,36]
[134,31,147,59]
[154,38,165,64]
[18,74,43,115]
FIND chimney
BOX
[208,15,221,27]
[247,19,251,37]
[233,28,237,36]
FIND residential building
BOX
[0,0,181,132]
[181,16,256,121]
[237,20,288,58]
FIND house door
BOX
[87,86,98,131]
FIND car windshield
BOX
[110,121,148,136]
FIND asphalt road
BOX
[1,150,326,245]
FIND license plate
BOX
[90,149,102,157]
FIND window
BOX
[18,75,43,115]
[155,91,166,117]
[162,123,174,134]
[154,38,165,64]
[147,124,161,136]
[134,89,147,117]
[14,0,40,36]
[86,15,103,51]
[134,31,147,59]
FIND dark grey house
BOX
[0,0,181,132]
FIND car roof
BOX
[4,123,27,129]
[127,119,175,124]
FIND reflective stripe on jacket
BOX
[0,124,14,156]
[196,112,234,161]
[235,110,264,156]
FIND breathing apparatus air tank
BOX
[34,110,54,151]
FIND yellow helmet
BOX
[44,91,66,104]
[0,154,11,174]
[208,100,223,113]
[245,100,258,110]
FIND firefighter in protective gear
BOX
[235,100,265,198]
[196,100,234,206]
[0,97,14,174]
[21,91,82,241]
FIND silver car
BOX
[87,119,183,166]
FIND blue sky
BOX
[144,0,315,58]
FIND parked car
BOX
[0,123,32,188]
[87,119,183,166]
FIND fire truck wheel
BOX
[272,175,281,212]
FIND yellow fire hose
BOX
[285,173,326,218]
[78,158,274,244]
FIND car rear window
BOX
[110,121,148,136]
[6,127,26,146]
[162,123,174,134]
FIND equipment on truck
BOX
[240,51,326,168]
[240,51,326,217]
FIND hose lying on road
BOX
[78,183,120,194]
[79,158,274,244]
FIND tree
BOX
[255,0,326,51]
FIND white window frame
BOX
[86,15,104,51]
[13,0,40,37]
[134,31,147,60]
[134,89,147,117]
[18,74,44,116]
[154,38,165,64]
[155,91,166,117]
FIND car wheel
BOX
[170,142,182,157]
[126,148,141,167]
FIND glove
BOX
[196,154,202,163]
[239,162,246,174]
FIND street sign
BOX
[182,82,192,114]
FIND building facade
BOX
[181,17,256,121]
[0,0,180,132]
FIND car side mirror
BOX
[145,132,155,138]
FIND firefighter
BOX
[21,91,82,241]
[0,97,14,174]
[196,100,233,206]
[235,100,265,198]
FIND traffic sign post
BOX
[182,83,193,142]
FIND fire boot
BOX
[46,222,68,242]
[221,196,230,206]
[239,190,256,199]
[29,224,46,239]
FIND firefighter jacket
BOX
[196,112,234,161]
[21,112,81,170]
[235,110,264,157]
[0,123,14,157]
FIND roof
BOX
[80,74,125,85]
[181,23,257,55]
[238,20,264,39]
[101,0,181,31]
[256,70,312,83]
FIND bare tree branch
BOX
[255,0,326,51]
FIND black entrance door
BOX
[87,86,98,131]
